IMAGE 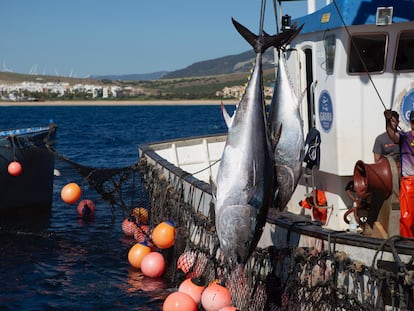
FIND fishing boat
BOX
[138,0,414,309]
[0,123,57,214]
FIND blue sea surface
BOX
[0,104,228,310]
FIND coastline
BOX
[0,99,239,106]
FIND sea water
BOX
[0,105,228,310]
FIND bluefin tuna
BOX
[214,18,300,266]
[269,32,305,211]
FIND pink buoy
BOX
[141,251,165,278]
[8,161,22,177]
[122,217,137,237]
[218,307,238,311]
[77,199,95,217]
[178,277,205,304]
[163,291,197,311]
[201,283,232,311]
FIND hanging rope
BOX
[332,0,387,110]
[259,0,267,36]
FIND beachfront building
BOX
[0,81,122,101]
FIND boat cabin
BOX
[283,0,414,234]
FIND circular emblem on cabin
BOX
[400,88,414,125]
[318,90,333,132]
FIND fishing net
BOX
[137,156,414,311]
[26,140,413,311]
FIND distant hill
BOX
[163,49,275,79]
[92,49,276,81]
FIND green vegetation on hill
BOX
[0,69,276,101]
[118,69,276,100]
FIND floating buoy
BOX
[122,217,137,237]
[201,283,232,311]
[128,242,151,269]
[134,225,150,243]
[178,277,205,304]
[8,161,22,177]
[132,207,149,224]
[152,220,175,249]
[77,199,95,217]
[218,307,238,311]
[163,291,197,311]
[61,182,82,204]
[141,251,165,278]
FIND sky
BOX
[0,0,326,78]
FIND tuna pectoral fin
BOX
[210,176,217,200]
[272,124,283,150]
[221,101,234,128]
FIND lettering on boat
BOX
[318,90,333,132]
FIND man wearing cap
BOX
[373,110,400,163]
[385,109,414,238]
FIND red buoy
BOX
[61,182,82,204]
[140,251,165,278]
[122,217,137,237]
[134,225,150,243]
[8,161,22,177]
[163,291,197,311]
[177,251,196,274]
[77,199,95,217]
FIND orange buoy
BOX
[122,217,137,237]
[8,161,23,176]
[77,199,95,217]
[163,291,197,311]
[152,220,175,249]
[140,251,165,278]
[132,207,149,224]
[134,225,150,243]
[61,182,82,204]
[128,242,151,269]
[178,277,205,304]
[201,283,232,311]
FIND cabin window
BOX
[348,34,387,73]
[324,34,336,74]
[394,31,414,71]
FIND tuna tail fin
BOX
[232,18,304,53]
[273,23,304,50]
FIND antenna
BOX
[29,64,38,75]
[2,60,12,72]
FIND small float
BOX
[0,123,57,214]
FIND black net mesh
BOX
[39,142,414,311]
